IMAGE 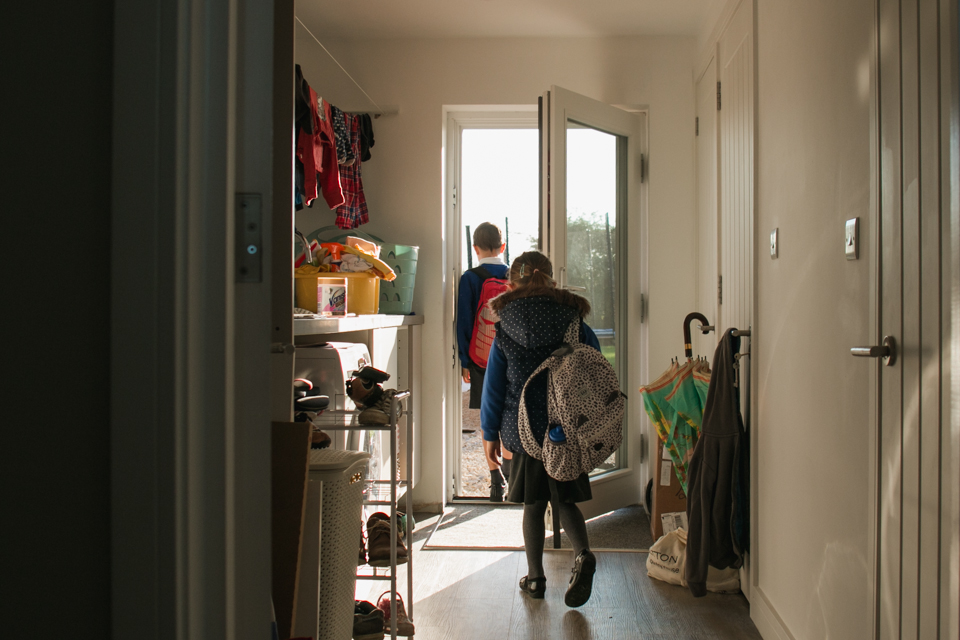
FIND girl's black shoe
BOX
[519,575,546,599]
[564,549,596,607]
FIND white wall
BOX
[296,35,698,508]
[751,0,877,637]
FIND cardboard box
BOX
[651,440,687,541]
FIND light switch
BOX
[845,218,859,260]
[770,228,778,259]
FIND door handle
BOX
[850,335,897,366]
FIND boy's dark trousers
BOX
[467,360,486,409]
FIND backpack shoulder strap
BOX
[470,265,494,281]
[563,319,581,345]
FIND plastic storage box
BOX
[295,271,381,315]
[378,244,418,315]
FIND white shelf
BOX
[294,313,423,336]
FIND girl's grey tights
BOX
[522,500,590,579]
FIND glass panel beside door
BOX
[562,122,621,475]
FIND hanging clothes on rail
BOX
[334,112,369,229]
[294,65,311,212]
[295,84,343,210]
[329,104,354,166]
[684,328,748,598]
[359,114,375,161]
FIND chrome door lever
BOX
[851,335,897,366]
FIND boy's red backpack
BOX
[468,266,509,368]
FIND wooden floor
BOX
[357,513,763,640]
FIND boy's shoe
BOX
[564,549,596,608]
[519,575,546,599]
[376,592,415,636]
[353,600,385,640]
[489,479,506,502]
[365,512,408,566]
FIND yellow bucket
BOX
[295,271,381,315]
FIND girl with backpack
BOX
[480,250,600,607]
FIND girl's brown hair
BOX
[509,250,554,288]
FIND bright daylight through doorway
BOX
[456,126,619,498]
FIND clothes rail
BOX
[295,16,394,119]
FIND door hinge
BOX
[640,154,646,183]
[640,293,646,323]
[718,275,723,305]
[452,185,457,208]
[695,117,699,136]
[717,81,722,110]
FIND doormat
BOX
[422,503,653,551]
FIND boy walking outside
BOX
[457,222,512,501]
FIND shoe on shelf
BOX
[357,388,403,425]
[353,600,385,640]
[519,575,546,599]
[564,549,597,608]
[310,427,331,449]
[365,512,408,567]
[376,591,415,637]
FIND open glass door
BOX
[541,86,646,519]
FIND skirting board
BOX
[751,586,797,640]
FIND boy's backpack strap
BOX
[563,319,581,346]
[470,265,494,281]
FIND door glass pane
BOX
[565,121,620,474]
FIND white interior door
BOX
[695,56,719,359]
[541,85,646,519]
[716,1,755,599]
[717,1,754,340]
[874,0,957,637]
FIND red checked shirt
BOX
[335,113,369,229]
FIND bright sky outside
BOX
[460,127,617,270]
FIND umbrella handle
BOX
[683,312,710,359]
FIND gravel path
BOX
[459,390,492,497]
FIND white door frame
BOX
[111,0,278,637]
[442,106,538,502]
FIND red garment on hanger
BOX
[297,89,343,209]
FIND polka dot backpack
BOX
[517,320,627,481]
